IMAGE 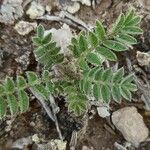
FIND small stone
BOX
[66,2,80,14]
[14,21,37,35]
[32,134,40,144]
[136,51,150,67]
[72,0,91,6]
[112,107,149,147]
[0,0,23,24]
[82,145,94,150]
[11,136,32,149]
[26,1,45,19]
[44,24,73,56]
[97,106,110,118]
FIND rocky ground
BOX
[0,0,150,150]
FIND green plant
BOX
[0,10,143,118]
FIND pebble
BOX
[112,107,149,147]
[26,1,45,19]
[14,21,37,35]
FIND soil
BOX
[0,0,150,150]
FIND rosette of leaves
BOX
[0,10,143,119]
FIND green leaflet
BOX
[124,10,134,25]
[119,86,132,101]
[26,71,39,85]
[93,84,102,100]
[125,16,141,26]
[112,13,125,33]
[42,32,52,44]
[88,32,99,47]
[0,98,6,119]
[86,52,102,66]
[101,69,112,82]
[96,46,117,61]
[94,68,104,81]
[101,84,111,103]
[32,37,42,45]
[7,94,18,116]
[115,34,137,45]
[103,40,127,51]
[95,20,106,40]
[122,26,143,35]
[112,67,124,82]
[112,85,122,103]
[18,90,29,113]
[0,85,5,96]
[37,24,44,38]
[4,77,15,93]
[79,58,89,70]
[79,34,88,52]
[42,70,49,81]
[32,84,49,100]
[17,76,27,90]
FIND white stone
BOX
[14,21,37,35]
[66,2,80,14]
[11,137,32,149]
[136,51,150,67]
[112,107,149,147]
[44,24,73,56]
[97,106,110,118]
[72,0,91,6]
[0,0,23,24]
[26,1,45,19]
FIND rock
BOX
[59,0,80,14]
[11,136,32,149]
[82,145,94,150]
[136,51,150,67]
[0,0,23,24]
[32,134,40,144]
[44,24,73,56]
[66,2,80,14]
[14,21,37,35]
[72,0,91,6]
[112,107,149,147]
[26,1,45,19]
[97,106,110,118]
[33,139,66,150]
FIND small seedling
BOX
[0,10,143,118]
